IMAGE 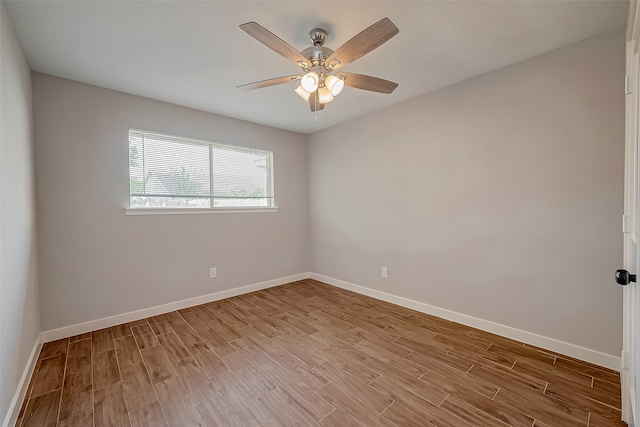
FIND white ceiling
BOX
[5,1,629,134]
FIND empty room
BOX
[2,0,638,426]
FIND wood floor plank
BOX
[510,354,594,388]
[271,331,325,367]
[140,345,177,384]
[353,339,427,378]
[236,328,329,389]
[69,332,92,343]
[425,369,535,427]
[554,356,621,385]
[168,320,202,349]
[395,336,473,372]
[593,377,622,399]
[447,344,516,368]
[372,374,473,426]
[172,356,219,404]
[196,398,257,427]
[131,324,160,349]
[440,394,511,427]
[260,363,334,422]
[20,389,61,427]
[128,319,148,328]
[129,401,168,427]
[154,376,206,426]
[408,351,498,398]
[188,340,229,379]
[468,361,547,394]
[222,353,277,396]
[280,325,380,382]
[40,338,69,360]
[93,349,121,390]
[588,412,627,426]
[57,410,93,427]
[147,315,173,336]
[209,304,248,330]
[380,401,437,427]
[157,332,191,364]
[209,369,274,425]
[58,339,93,422]
[313,361,392,413]
[433,329,493,350]
[92,328,115,354]
[277,311,319,335]
[113,334,142,368]
[15,280,624,427]
[394,333,454,356]
[316,382,391,426]
[466,329,524,350]
[514,360,620,408]
[94,382,130,426]
[114,335,158,413]
[311,330,370,362]
[198,304,244,341]
[382,319,438,342]
[30,354,65,398]
[111,323,133,339]
[494,385,589,426]
[180,310,237,357]
[257,387,316,426]
[544,381,622,421]
[365,356,448,406]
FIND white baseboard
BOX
[3,335,43,427]
[41,272,311,343]
[310,273,621,371]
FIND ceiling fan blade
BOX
[240,22,310,68]
[237,75,301,90]
[309,91,324,112]
[325,18,399,70]
[337,72,398,94]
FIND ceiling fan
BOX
[237,18,399,112]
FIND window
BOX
[128,129,274,209]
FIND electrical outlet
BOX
[210,267,217,278]
[381,267,388,278]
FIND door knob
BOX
[616,269,637,286]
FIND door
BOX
[622,2,640,424]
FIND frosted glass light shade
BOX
[318,86,334,104]
[301,72,319,92]
[295,85,311,101]
[325,75,345,96]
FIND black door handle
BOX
[616,269,637,286]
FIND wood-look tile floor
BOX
[16,279,626,427]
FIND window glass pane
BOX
[128,130,273,209]
[212,146,270,208]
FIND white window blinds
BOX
[129,129,274,209]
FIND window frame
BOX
[125,129,277,215]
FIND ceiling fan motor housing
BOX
[301,45,333,67]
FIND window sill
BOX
[125,207,278,215]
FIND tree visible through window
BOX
[128,130,274,209]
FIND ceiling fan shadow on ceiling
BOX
[237,18,399,112]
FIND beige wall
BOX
[1,1,41,423]
[308,30,625,356]
[32,74,310,331]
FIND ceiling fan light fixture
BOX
[318,86,334,104]
[301,71,319,92]
[325,74,345,96]
[295,84,312,101]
